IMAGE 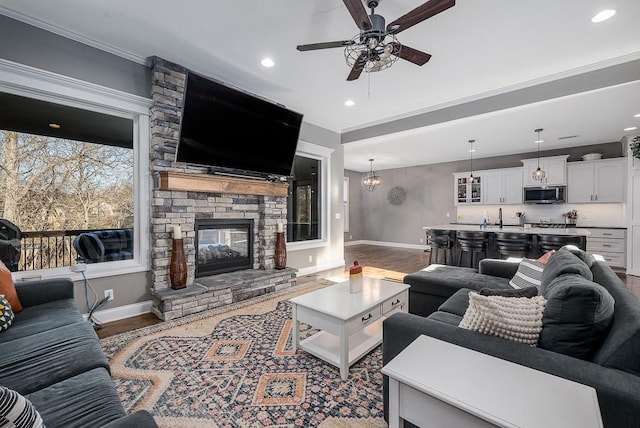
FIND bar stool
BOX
[426,229,456,265]
[495,232,533,259]
[536,234,586,256]
[456,230,489,268]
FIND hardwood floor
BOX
[96,244,640,339]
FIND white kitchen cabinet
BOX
[453,172,483,205]
[483,167,523,204]
[567,158,626,203]
[521,155,568,187]
[586,228,626,270]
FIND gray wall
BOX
[0,15,149,97]
[346,142,623,246]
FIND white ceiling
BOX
[2,0,639,172]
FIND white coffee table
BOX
[289,277,409,380]
[382,335,603,428]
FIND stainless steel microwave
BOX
[524,185,566,204]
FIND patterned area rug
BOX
[101,279,387,427]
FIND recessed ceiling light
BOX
[260,57,274,67]
[344,100,355,107]
[635,113,640,118]
[591,9,616,23]
[48,123,61,129]
[624,127,638,131]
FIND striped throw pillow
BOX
[509,259,544,289]
[0,386,45,427]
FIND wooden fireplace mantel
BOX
[158,171,288,197]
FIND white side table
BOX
[381,335,603,428]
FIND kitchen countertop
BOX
[423,224,591,236]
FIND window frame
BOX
[286,140,334,251]
[0,58,152,280]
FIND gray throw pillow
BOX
[540,249,593,294]
[538,273,615,360]
[559,244,596,268]
[480,286,538,298]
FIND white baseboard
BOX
[84,300,153,324]
[345,239,429,251]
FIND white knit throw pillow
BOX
[459,292,547,347]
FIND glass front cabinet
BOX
[454,172,482,205]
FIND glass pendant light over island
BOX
[532,128,546,182]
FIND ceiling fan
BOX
[296,0,455,81]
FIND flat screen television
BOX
[176,71,303,178]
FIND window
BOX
[0,60,150,279]
[286,141,333,247]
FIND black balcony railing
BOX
[18,229,126,271]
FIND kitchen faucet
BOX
[498,208,503,229]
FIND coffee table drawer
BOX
[346,306,382,335]
[383,291,408,315]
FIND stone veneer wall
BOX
[148,57,294,320]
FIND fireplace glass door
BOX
[196,219,253,276]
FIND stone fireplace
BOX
[147,57,296,321]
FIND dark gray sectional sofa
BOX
[383,246,640,428]
[0,277,157,427]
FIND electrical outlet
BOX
[419,238,424,243]
[308,255,313,263]
[349,235,352,240]
[104,289,114,301]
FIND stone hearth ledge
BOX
[150,267,297,321]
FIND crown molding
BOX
[0,6,149,66]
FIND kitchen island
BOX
[423,224,591,265]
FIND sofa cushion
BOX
[404,265,511,298]
[0,385,44,428]
[590,260,640,376]
[459,292,547,346]
[508,259,544,289]
[539,273,614,360]
[437,288,472,316]
[540,249,593,294]
[0,299,84,343]
[0,322,110,395]
[0,260,22,312]
[26,367,126,428]
[0,295,14,333]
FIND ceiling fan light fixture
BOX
[362,158,382,191]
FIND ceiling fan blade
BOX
[343,0,372,30]
[297,40,354,51]
[347,53,368,81]
[387,0,455,34]
[392,43,432,66]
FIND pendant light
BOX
[532,128,546,182]
[361,158,382,191]
[468,140,476,183]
